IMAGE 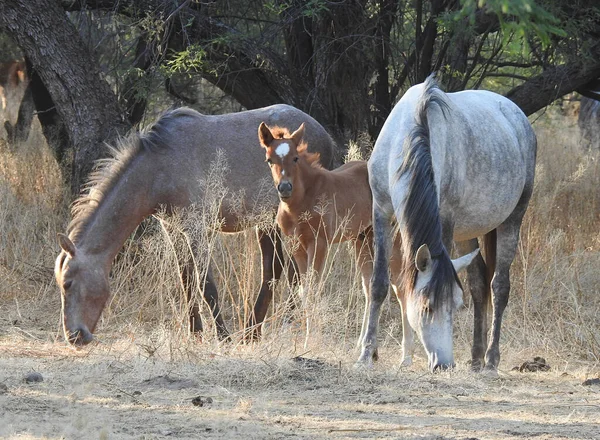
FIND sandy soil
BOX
[1,326,599,440]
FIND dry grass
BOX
[0,105,598,376]
[1,106,600,439]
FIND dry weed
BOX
[0,106,598,375]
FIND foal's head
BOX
[258,122,320,200]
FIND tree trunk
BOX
[0,0,126,195]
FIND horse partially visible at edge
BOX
[578,96,600,150]
[55,105,335,345]
[258,122,415,365]
[357,75,536,372]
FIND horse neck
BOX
[284,159,324,213]
[72,154,159,268]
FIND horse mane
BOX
[395,75,460,312]
[68,107,199,242]
[269,125,322,168]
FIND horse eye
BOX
[63,280,73,290]
[293,157,299,163]
[266,158,273,165]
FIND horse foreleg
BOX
[302,238,326,347]
[246,227,285,340]
[308,238,327,278]
[354,228,374,351]
[356,208,393,367]
[283,256,301,316]
[456,238,490,371]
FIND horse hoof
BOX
[469,360,484,372]
[400,357,412,368]
[353,357,374,370]
[481,366,499,378]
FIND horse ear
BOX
[415,244,432,272]
[290,123,305,145]
[58,233,76,257]
[452,248,479,273]
[258,122,274,148]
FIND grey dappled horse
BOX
[357,76,536,372]
[55,105,335,345]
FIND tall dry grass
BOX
[0,106,598,373]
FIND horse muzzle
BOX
[277,181,293,199]
[428,352,455,372]
[66,326,94,346]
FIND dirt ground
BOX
[1,325,599,440]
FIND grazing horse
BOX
[55,105,335,345]
[258,123,415,364]
[357,75,536,372]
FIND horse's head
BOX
[55,233,110,346]
[406,244,479,371]
[258,122,316,200]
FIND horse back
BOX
[141,106,337,231]
[432,90,537,239]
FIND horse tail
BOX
[395,74,450,259]
[483,229,497,310]
[394,74,453,307]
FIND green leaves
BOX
[458,0,566,47]
[165,45,208,76]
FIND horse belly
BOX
[450,173,526,242]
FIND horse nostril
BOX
[67,327,94,346]
[277,182,292,195]
[432,362,455,372]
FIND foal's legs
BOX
[246,226,285,339]
[356,207,394,366]
[302,238,327,346]
[392,284,415,367]
[456,238,490,371]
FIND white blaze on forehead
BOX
[275,142,290,158]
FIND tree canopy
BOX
[1,0,599,192]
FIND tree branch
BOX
[506,61,600,115]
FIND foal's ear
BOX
[258,122,274,148]
[57,233,77,257]
[415,244,432,272]
[290,123,305,146]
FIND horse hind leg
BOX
[456,238,491,371]
[181,260,203,335]
[245,226,285,340]
[183,257,229,341]
[202,267,229,340]
[485,194,530,371]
